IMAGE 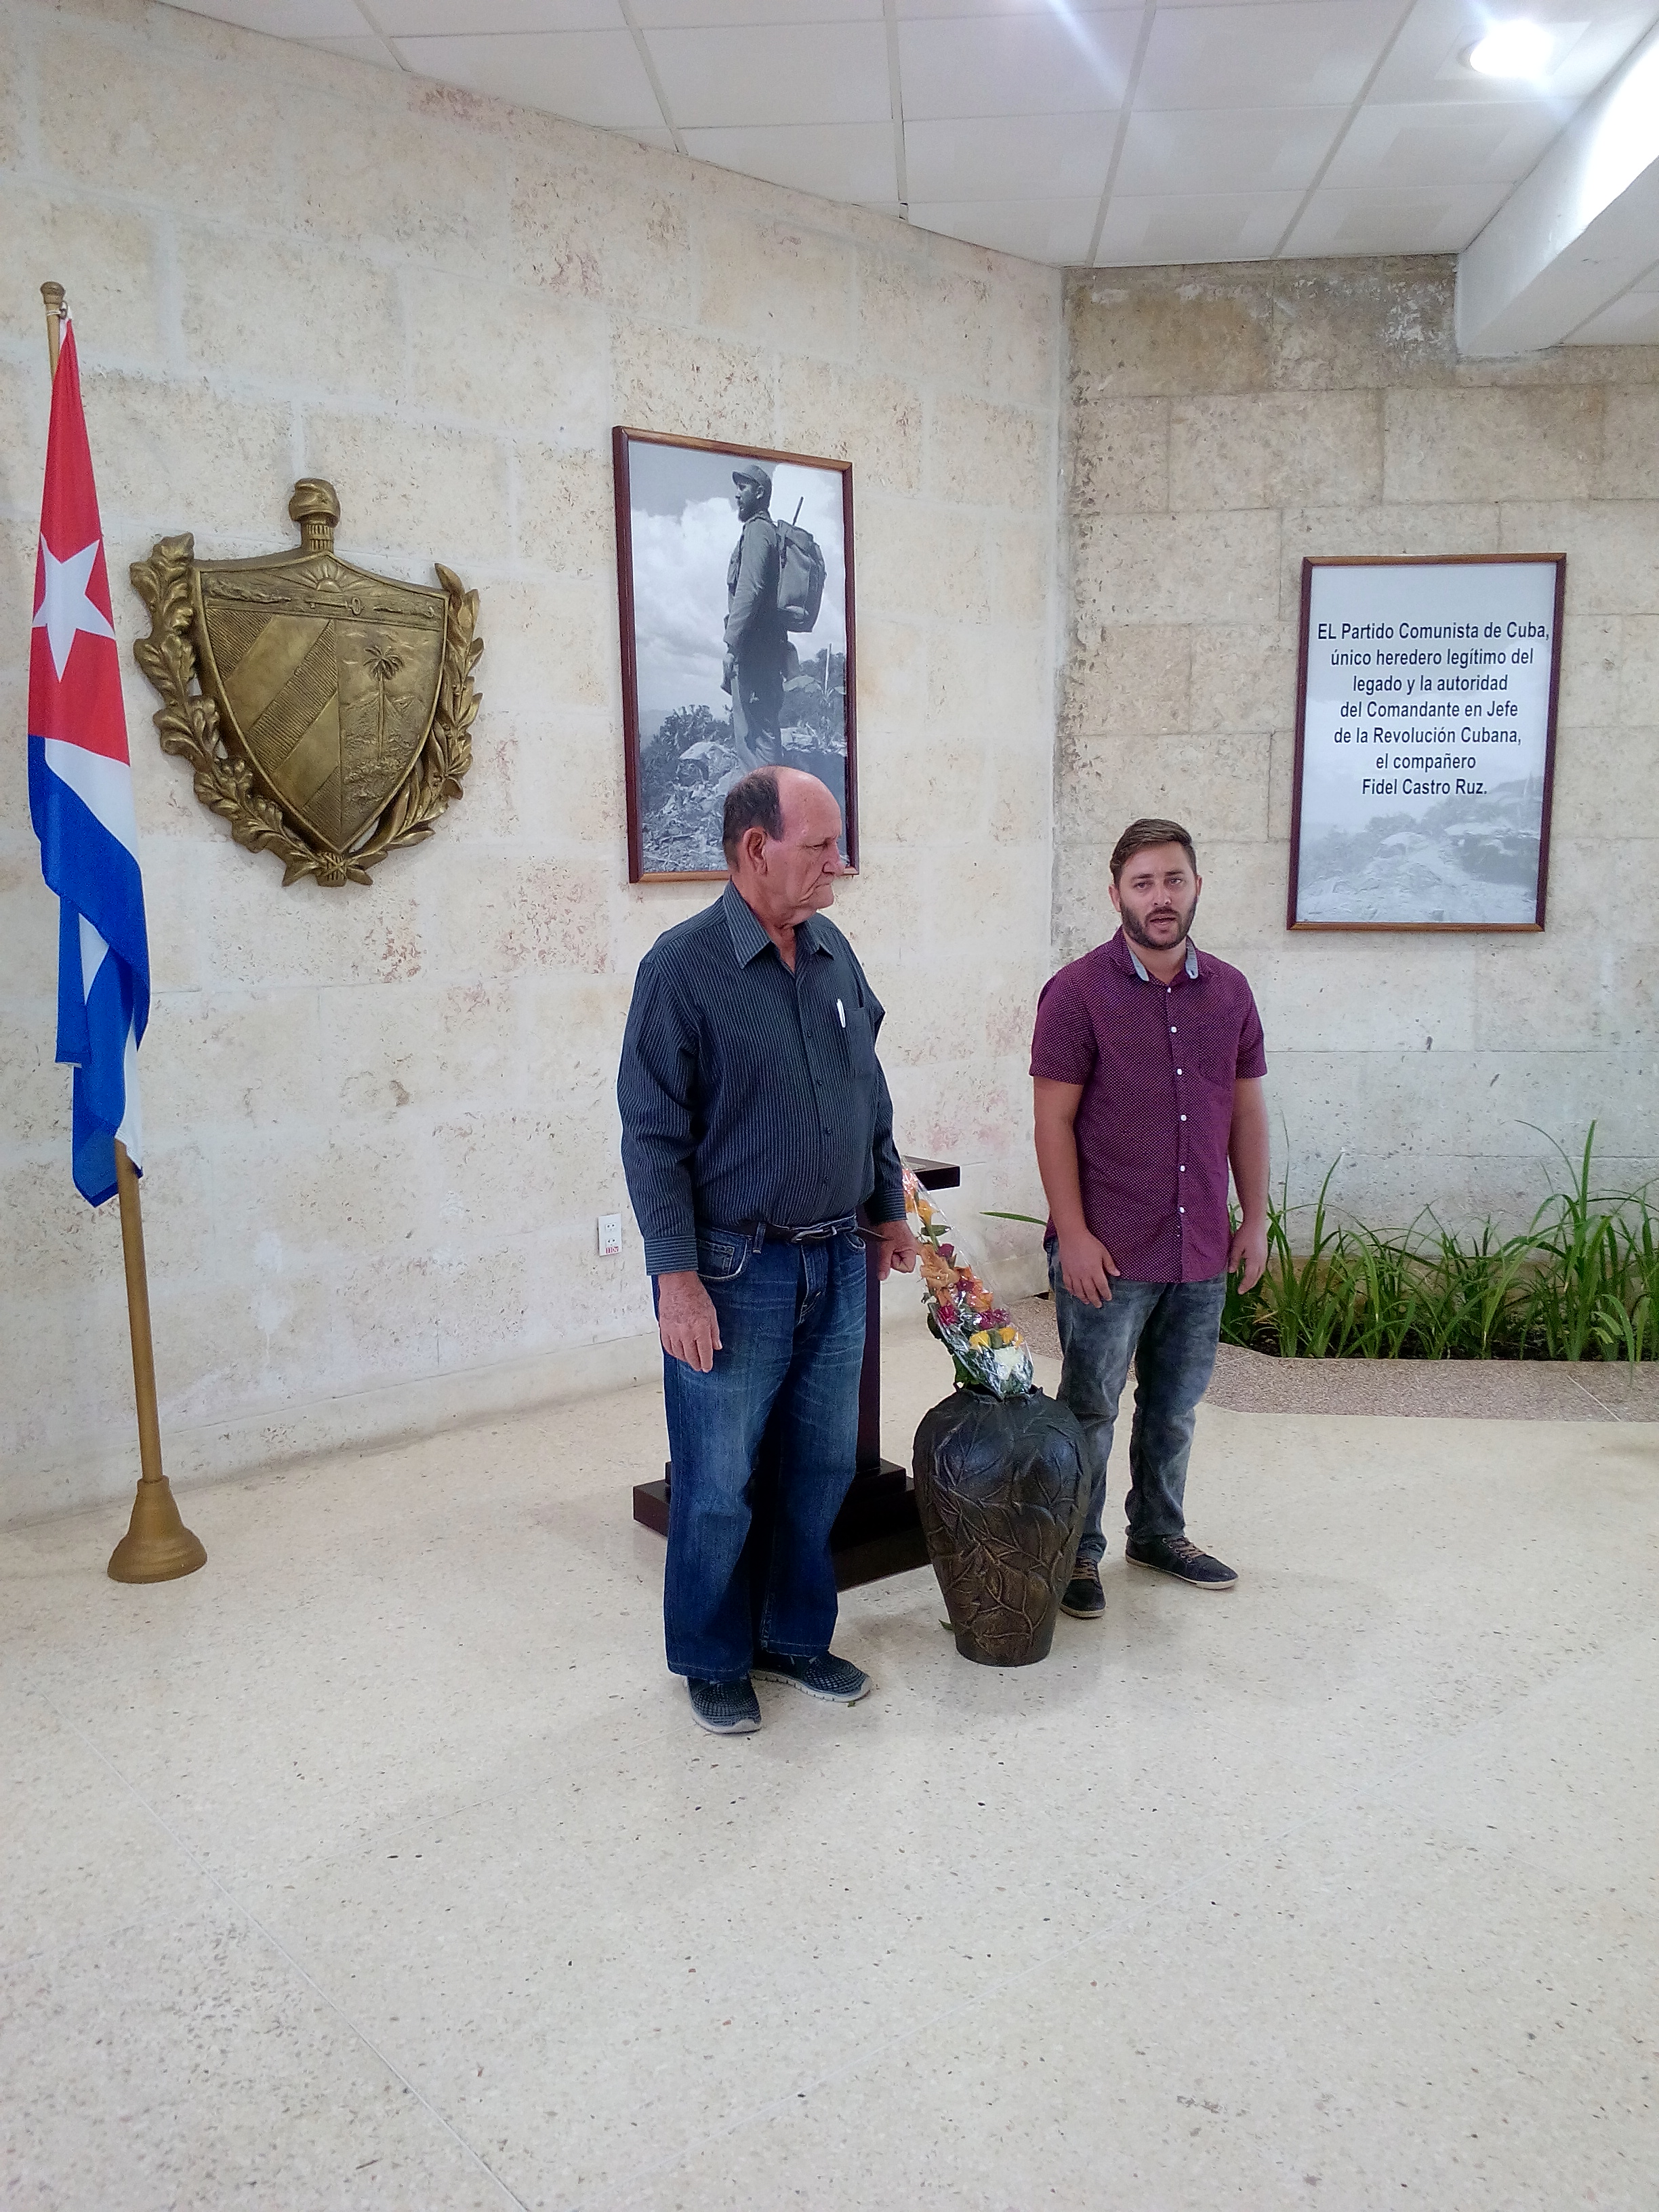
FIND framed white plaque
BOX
[1288,554,1565,931]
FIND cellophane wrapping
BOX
[904,1168,1036,1400]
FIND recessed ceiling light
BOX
[1466,20,1556,79]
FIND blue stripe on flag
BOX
[70,942,140,1208]
[28,735,150,1039]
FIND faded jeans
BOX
[659,1225,866,1681]
[1047,1248,1226,1563]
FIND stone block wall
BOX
[1059,259,1659,1233]
[0,0,1061,1521]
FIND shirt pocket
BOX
[839,992,879,1079]
[695,1228,752,1284]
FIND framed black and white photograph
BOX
[1288,554,1565,931]
[613,428,857,884]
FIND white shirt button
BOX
[1179,1164,1185,1171]
[1176,1068,1183,1076]
[1181,1114,1187,1122]
[1179,1206,1185,1213]
[1170,1025,1176,1033]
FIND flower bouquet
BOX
[903,1169,1034,1400]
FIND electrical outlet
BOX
[597,1213,623,1258]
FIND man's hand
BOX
[1057,1229,1120,1307]
[867,1218,919,1282]
[1228,1216,1268,1294]
[657,1270,722,1373]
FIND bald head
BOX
[724,766,846,934]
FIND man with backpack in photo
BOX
[723,459,825,773]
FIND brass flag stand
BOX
[41,281,205,1584]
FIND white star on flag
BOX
[33,536,117,682]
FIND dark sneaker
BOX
[1124,1534,1237,1589]
[687,1676,761,1734]
[1060,1559,1105,1618]
[752,1650,872,1704]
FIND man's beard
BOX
[1121,893,1198,951]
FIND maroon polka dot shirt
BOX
[1031,929,1267,1282]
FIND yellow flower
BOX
[968,1330,991,1349]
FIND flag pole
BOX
[39,281,205,1583]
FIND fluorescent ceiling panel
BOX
[1135,2,1401,111]
[1370,0,1658,103]
[905,111,1118,199]
[896,12,1140,117]
[392,30,664,127]
[680,120,899,199]
[647,20,891,125]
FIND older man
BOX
[618,766,917,1735]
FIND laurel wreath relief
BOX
[129,533,481,888]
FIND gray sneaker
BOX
[1060,1559,1105,1618]
[1124,1534,1237,1589]
[687,1676,762,1734]
[752,1650,871,1703]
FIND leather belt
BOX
[750,1214,860,1248]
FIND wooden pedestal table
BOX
[631,1158,960,1589]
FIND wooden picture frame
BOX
[1287,553,1565,932]
[613,427,858,884]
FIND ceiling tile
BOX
[1369,0,1659,105]
[1282,180,1514,253]
[1116,105,1343,193]
[897,12,1141,117]
[905,111,1117,199]
[634,1,882,21]
[679,119,899,199]
[1566,291,1659,340]
[1324,98,1568,188]
[897,1,1135,14]
[1136,2,1400,111]
[647,20,891,125]
[1095,188,1303,263]
[301,35,400,66]
[392,30,665,128]
[166,0,371,31]
[909,194,1101,261]
[372,2,621,29]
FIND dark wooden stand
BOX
[631,1159,960,1589]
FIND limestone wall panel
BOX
[1384,388,1603,504]
[0,0,1059,1521]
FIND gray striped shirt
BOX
[617,882,905,1275]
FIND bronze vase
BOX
[912,1386,1089,1666]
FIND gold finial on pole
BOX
[41,280,64,380]
[288,477,340,556]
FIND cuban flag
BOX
[28,312,150,1208]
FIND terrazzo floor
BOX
[3,1319,1656,2210]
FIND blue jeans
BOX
[1048,1248,1225,1563]
[660,1226,867,1681]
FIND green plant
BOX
[1217,1123,1658,1362]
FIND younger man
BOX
[1030,819,1269,1612]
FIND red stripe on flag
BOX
[27,322,133,767]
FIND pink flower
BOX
[984,1307,1010,1328]
[938,1243,956,1261]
